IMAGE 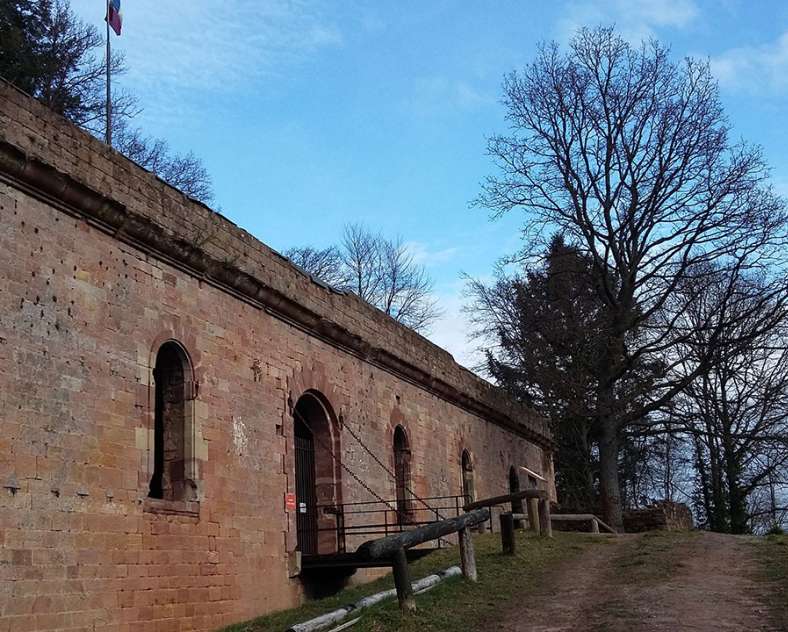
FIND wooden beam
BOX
[518,465,547,482]
[464,489,547,512]
[550,514,617,534]
[458,526,477,582]
[356,508,490,561]
[392,547,416,612]
[527,497,540,535]
[500,513,515,555]
[538,498,552,538]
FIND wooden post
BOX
[591,518,600,534]
[392,547,416,612]
[458,526,477,582]
[528,497,540,535]
[538,498,552,538]
[357,508,489,561]
[500,512,515,555]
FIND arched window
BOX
[149,341,195,501]
[461,449,475,505]
[393,426,412,525]
[509,465,521,494]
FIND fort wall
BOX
[0,81,553,632]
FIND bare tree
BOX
[341,223,384,302]
[285,245,346,288]
[377,235,440,332]
[476,26,788,528]
[670,272,788,533]
[113,120,213,203]
[285,224,441,333]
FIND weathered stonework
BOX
[623,501,694,533]
[0,80,554,632]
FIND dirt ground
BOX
[495,531,779,632]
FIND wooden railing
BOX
[465,489,553,541]
[353,490,561,611]
[551,513,617,534]
[355,508,490,611]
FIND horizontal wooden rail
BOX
[356,508,490,560]
[464,489,547,512]
[356,508,489,611]
[551,513,617,534]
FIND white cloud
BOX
[710,31,788,94]
[402,76,492,116]
[70,0,342,122]
[404,241,459,266]
[557,0,699,43]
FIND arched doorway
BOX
[461,449,475,505]
[509,465,524,529]
[393,426,412,525]
[293,391,342,556]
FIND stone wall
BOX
[0,81,554,631]
[623,501,694,533]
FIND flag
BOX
[106,0,122,36]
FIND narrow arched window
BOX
[149,341,193,501]
[509,465,521,494]
[461,449,475,505]
[393,426,412,525]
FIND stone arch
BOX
[148,340,198,502]
[292,389,343,556]
[393,425,413,525]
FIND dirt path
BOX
[495,531,777,632]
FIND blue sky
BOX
[70,0,788,367]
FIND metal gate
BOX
[295,421,318,555]
[394,448,411,524]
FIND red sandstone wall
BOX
[0,81,549,448]
[0,84,554,632]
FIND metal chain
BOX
[292,407,395,511]
[292,407,447,521]
[352,375,447,520]
[340,416,446,520]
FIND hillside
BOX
[226,530,788,631]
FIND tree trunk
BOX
[599,419,623,531]
[723,436,748,534]
[693,436,713,529]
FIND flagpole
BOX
[105,0,112,146]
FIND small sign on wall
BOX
[285,492,296,512]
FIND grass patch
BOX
[611,530,695,584]
[223,531,603,632]
[756,534,788,628]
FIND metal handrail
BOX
[297,494,474,556]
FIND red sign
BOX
[285,492,296,512]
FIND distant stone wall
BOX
[624,501,694,532]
